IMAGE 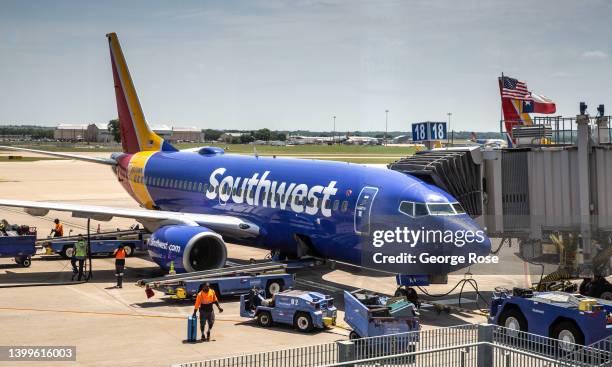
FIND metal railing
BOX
[500,116,612,146]
[493,326,612,366]
[326,342,576,367]
[172,324,612,367]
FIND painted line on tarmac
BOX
[0,306,245,322]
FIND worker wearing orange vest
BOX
[113,245,126,288]
[192,282,223,341]
[50,219,63,237]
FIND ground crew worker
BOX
[50,219,63,237]
[74,234,87,281]
[113,245,126,288]
[192,282,223,342]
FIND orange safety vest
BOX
[55,223,64,236]
[194,289,218,309]
[115,247,126,260]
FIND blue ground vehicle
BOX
[159,272,293,299]
[47,238,145,259]
[343,290,420,340]
[0,226,37,267]
[489,287,612,347]
[240,289,337,332]
[138,262,295,299]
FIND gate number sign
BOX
[412,122,447,141]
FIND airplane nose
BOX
[431,215,492,266]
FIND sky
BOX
[0,0,611,132]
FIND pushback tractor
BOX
[240,289,337,332]
[489,287,612,348]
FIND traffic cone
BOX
[169,261,176,275]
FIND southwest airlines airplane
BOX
[0,34,491,281]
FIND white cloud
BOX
[581,50,609,60]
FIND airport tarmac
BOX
[0,154,546,366]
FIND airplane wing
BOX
[0,145,116,165]
[0,199,260,239]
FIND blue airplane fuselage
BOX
[113,148,491,275]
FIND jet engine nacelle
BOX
[148,225,227,273]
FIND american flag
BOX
[500,76,530,100]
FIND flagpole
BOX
[500,72,504,135]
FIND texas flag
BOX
[522,93,556,114]
[499,76,557,136]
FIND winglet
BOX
[106,33,177,154]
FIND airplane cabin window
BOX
[324,200,331,210]
[427,203,455,215]
[399,201,414,217]
[333,200,340,211]
[414,203,428,217]
[198,182,202,191]
[341,201,349,212]
[452,203,465,214]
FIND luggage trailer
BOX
[0,227,37,267]
[137,261,296,299]
[39,228,147,258]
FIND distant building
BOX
[151,125,203,143]
[218,132,243,143]
[169,127,203,143]
[54,124,88,141]
[151,125,172,140]
[54,123,115,142]
[86,123,113,143]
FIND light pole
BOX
[333,115,336,145]
[447,112,452,145]
[385,110,389,146]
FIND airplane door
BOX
[354,186,379,235]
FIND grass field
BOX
[0,143,417,163]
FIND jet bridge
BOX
[390,111,612,277]
[388,147,484,218]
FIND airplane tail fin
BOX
[106,33,177,154]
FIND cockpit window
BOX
[452,203,466,214]
[400,201,463,217]
[427,203,455,215]
[399,201,414,217]
[414,203,428,217]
